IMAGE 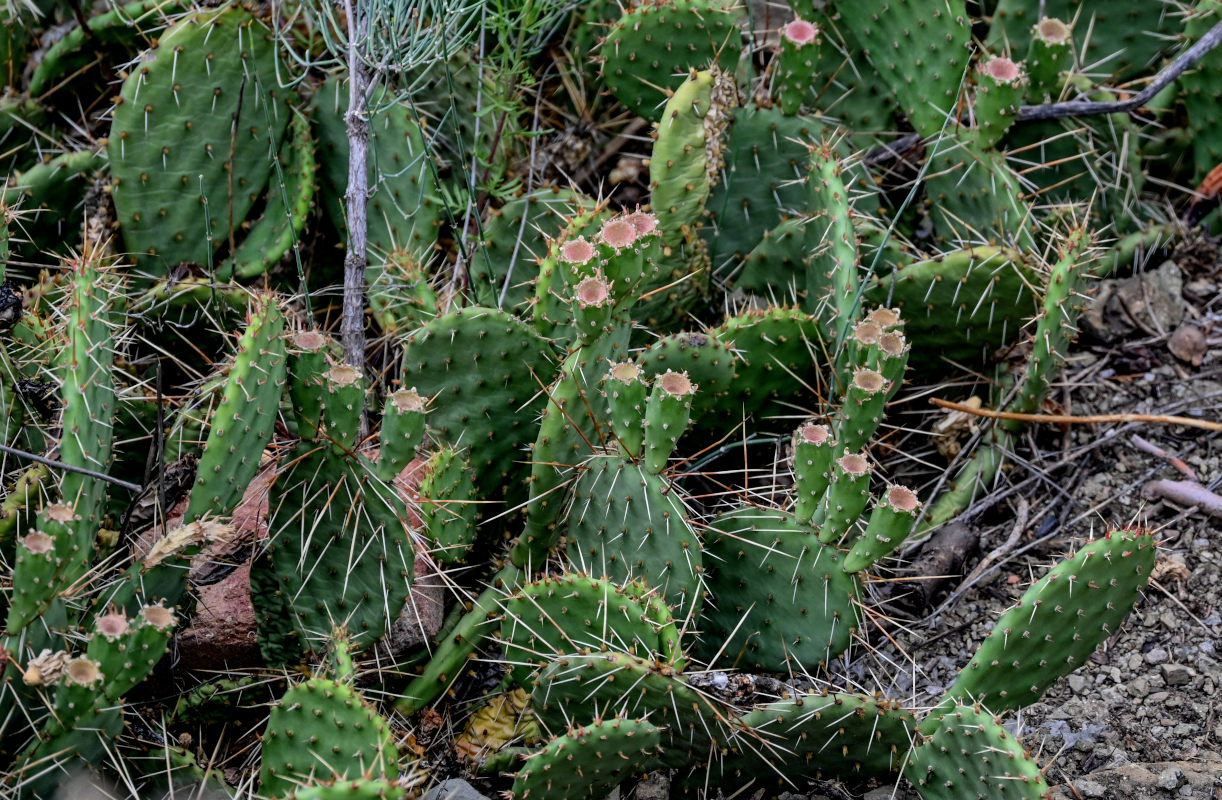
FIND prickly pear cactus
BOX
[511,716,662,800]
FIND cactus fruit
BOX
[791,422,835,525]
[602,361,649,459]
[696,507,861,671]
[600,0,745,121]
[816,450,872,545]
[775,18,822,116]
[843,485,922,572]
[946,528,1155,713]
[642,370,696,473]
[905,698,1051,800]
[376,388,427,482]
[511,716,661,800]
[1024,17,1072,103]
[108,7,289,274]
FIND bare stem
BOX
[341,0,370,370]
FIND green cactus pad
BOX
[565,453,702,610]
[2,150,107,255]
[695,506,860,671]
[218,108,317,280]
[703,106,823,284]
[715,306,827,420]
[251,444,413,664]
[863,246,1036,374]
[905,698,1051,800]
[1180,1,1222,183]
[27,0,187,98]
[720,692,916,784]
[518,330,632,569]
[649,69,716,252]
[511,716,662,800]
[946,528,1155,714]
[470,188,586,312]
[636,331,737,433]
[183,296,286,525]
[530,651,729,766]
[52,253,119,597]
[418,446,479,564]
[804,143,861,350]
[833,0,970,139]
[600,0,745,121]
[499,573,679,687]
[261,676,400,798]
[108,7,289,275]
[923,130,1034,249]
[376,388,426,482]
[399,307,557,506]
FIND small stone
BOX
[1160,663,1194,686]
[1129,677,1149,697]
[422,779,491,800]
[635,772,670,800]
[1145,647,1170,665]
[1068,674,1088,693]
[1146,691,1170,705]
[1156,766,1184,790]
[1073,778,1107,798]
[1128,653,1145,671]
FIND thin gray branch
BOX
[0,443,142,492]
[1016,18,1222,123]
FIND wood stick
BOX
[930,398,1222,433]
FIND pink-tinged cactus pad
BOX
[560,237,595,265]
[599,218,638,249]
[980,56,1023,84]
[886,485,920,512]
[838,452,870,476]
[95,613,130,639]
[852,368,888,394]
[575,277,612,307]
[391,388,427,413]
[797,422,831,445]
[658,370,695,397]
[852,321,883,346]
[139,604,177,631]
[879,331,906,357]
[1036,17,1071,44]
[865,307,902,329]
[65,657,102,686]
[783,18,818,46]
[21,531,53,555]
[607,361,643,383]
[624,211,658,236]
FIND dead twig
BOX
[1130,435,1198,480]
[1142,479,1222,518]
[930,398,1222,433]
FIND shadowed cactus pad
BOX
[695,507,860,671]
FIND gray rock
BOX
[635,772,670,800]
[422,779,490,800]
[1156,766,1184,790]
[1159,663,1194,687]
[1068,674,1088,693]
[1144,647,1170,666]
[1073,778,1108,798]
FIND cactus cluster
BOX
[0,0,1206,796]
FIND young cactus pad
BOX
[946,528,1156,713]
